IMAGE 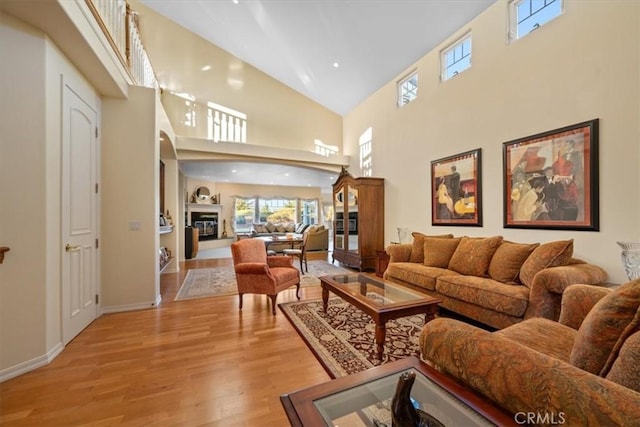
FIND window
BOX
[509,0,563,41]
[397,71,418,107]
[300,199,318,225]
[441,34,472,81]
[258,198,296,223]
[233,197,320,232]
[359,127,373,177]
[233,197,256,233]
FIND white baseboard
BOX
[102,300,159,314]
[0,342,63,383]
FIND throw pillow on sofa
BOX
[519,239,574,287]
[409,232,454,263]
[423,237,462,268]
[448,236,503,277]
[488,241,539,284]
[569,279,640,376]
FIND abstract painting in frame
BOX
[431,149,482,226]
[503,119,599,231]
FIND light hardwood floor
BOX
[0,253,338,426]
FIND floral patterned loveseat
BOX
[383,233,607,329]
[420,281,640,426]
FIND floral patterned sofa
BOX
[383,233,607,329]
[420,281,640,425]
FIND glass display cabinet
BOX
[332,167,384,271]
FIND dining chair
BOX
[283,231,309,273]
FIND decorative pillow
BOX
[295,223,309,234]
[307,225,318,233]
[423,237,462,268]
[519,240,574,287]
[252,223,267,233]
[570,279,640,376]
[409,232,454,263]
[265,222,276,233]
[488,241,539,284]
[447,236,503,277]
[276,224,286,232]
[316,224,325,231]
[606,329,640,393]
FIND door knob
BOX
[65,244,80,252]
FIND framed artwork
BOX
[503,119,599,231]
[431,148,482,226]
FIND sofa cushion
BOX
[435,274,529,317]
[252,223,268,233]
[448,236,503,277]
[265,222,277,233]
[606,329,640,393]
[488,241,539,284]
[276,224,286,232]
[409,232,453,263]
[519,239,573,287]
[385,262,459,291]
[295,223,309,233]
[569,279,640,376]
[284,223,296,232]
[423,237,461,268]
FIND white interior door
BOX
[62,83,98,345]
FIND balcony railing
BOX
[86,0,157,89]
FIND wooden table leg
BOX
[321,285,329,313]
[375,323,386,360]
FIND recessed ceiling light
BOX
[201,65,211,71]
[232,0,239,4]
[231,169,237,173]
[284,173,290,177]
[333,62,340,68]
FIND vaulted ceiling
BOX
[137,0,497,191]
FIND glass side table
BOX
[281,356,515,427]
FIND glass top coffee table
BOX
[319,273,440,360]
[281,356,515,426]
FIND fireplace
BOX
[191,212,218,241]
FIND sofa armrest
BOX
[558,284,612,330]
[267,256,295,268]
[524,262,608,321]
[387,243,412,263]
[305,228,329,251]
[420,318,640,426]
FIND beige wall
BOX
[344,1,640,284]
[1,13,101,377]
[0,13,50,374]
[102,86,159,311]
[132,1,343,153]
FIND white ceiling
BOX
[181,160,340,193]
[140,0,496,116]
[140,0,496,191]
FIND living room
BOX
[1,0,639,425]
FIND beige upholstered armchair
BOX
[231,238,301,315]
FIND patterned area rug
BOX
[279,297,425,378]
[174,260,351,301]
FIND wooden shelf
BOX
[160,225,174,234]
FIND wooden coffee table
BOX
[280,355,516,426]
[319,273,440,360]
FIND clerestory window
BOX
[509,0,563,42]
[441,34,472,81]
[397,71,418,107]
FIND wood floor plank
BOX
[0,256,338,426]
